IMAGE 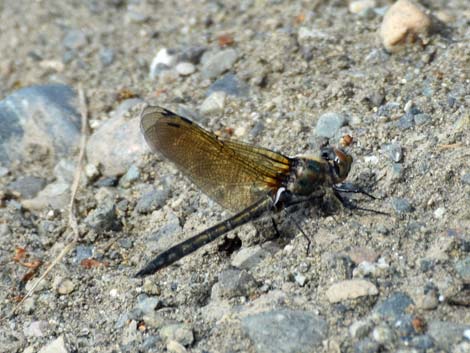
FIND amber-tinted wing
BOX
[140,106,292,212]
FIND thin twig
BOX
[12,85,89,314]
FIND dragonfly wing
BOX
[140,106,293,212]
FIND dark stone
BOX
[135,188,170,214]
[207,73,249,97]
[7,176,47,199]
[374,292,414,321]
[390,198,413,214]
[85,200,120,232]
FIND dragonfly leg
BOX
[333,190,389,216]
[271,217,281,239]
[333,184,377,199]
[291,218,311,256]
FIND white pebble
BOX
[175,62,195,76]
[349,0,376,14]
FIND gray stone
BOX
[391,197,413,214]
[201,49,238,79]
[410,335,434,350]
[160,324,194,346]
[428,321,470,351]
[414,113,430,126]
[212,268,258,299]
[119,164,140,187]
[86,100,147,176]
[54,159,76,183]
[0,84,81,166]
[177,46,206,65]
[242,309,327,353]
[7,176,46,199]
[382,143,403,163]
[455,257,470,283]
[100,48,115,66]
[74,245,93,263]
[0,166,9,177]
[85,199,120,232]
[0,223,11,237]
[38,336,68,353]
[314,112,348,138]
[354,338,380,353]
[207,73,249,97]
[372,325,396,345]
[135,187,169,213]
[24,320,49,337]
[135,295,161,316]
[461,173,470,185]
[231,245,270,269]
[396,113,415,130]
[63,29,87,50]
[349,319,373,339]
[199,92,226,115]
[122,320,139,345]
[175,62,195,76]
[22,182,70,210]
[374,292,414,321]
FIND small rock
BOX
[372,325,396,345]
[24,321,49,337]
[0,166,9,177]
[167,340,187,353]
[349,0,376,14]
[7,176,47,199]
[396,113,415,130]
[175,62,195,76]
[38,336,68,353]
[149,48,177,80]
[0,84,81,166]
[415,284,439,310]
[374,292,414,321]
[348,247,380,265]
[54,159,76,183]
[461,173,470,185]
[212,268,258,299]
[85,199,120,232]
[350,319,373,339]
[242,309,327,353]
[414,113,430,125]
[135,295,161,316]
[57,278,75,295]
[0,223,11,237]
[22,182,70,210]
[135,187,170,214]
[199,92,226,115]
[428,321,470,351]
[391,197,413,214]
[434,207,445,219]
[74,245,93,263]
[201,49,238,79]
[326,279,378,303]
[207,73,249,97]
[126,9,148,23]
[410,335,434,350]
[354,338,380,353]
[63,29,87,50]
[160,324,194,346]
[85,163,100,181]
[455,257,470,284]
[100,48,115,66]
[379,0,432,52]
[86,100,147,176]
[314,112,348,138]
[382,143,403,163]
[119,164,140,187]
[294,273,307,287]
[231,245,270,269]
[176,46,206,65]
[122,320,139,345]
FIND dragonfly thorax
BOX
[288,157,331,196]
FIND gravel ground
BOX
[1,0,469,352]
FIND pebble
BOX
[24,320,49,337]
[149,48,177,80]
[433,207,445,219]
[410,335,434,350]
[374,292,414,321]
[455,257,470,284]
[396,113,415,130]
[415,285,439,310]
[326,279,378,303]
[314,112,348,138]
[379,0,432,52]
[211,268,258,299]
[38,336,67,353]
[0,166,9,177]
[177,46,206,65]
[207,73,249,97]
[348,247,380,265]
[7,176,47,199]
[354,338,380,353]
[199,92,226,115]
[427,321,470,351]
[119,164,140,187]
[167,340,187,353]
[86,100,147,176]
[0,84,81,166]
[294,273,307,287]
[160,324,194,346]
[231,245,270,269]
[349,319,373,339]
[22,182,70,210]
[242,309,327,353]
[135,295,161,316]
[122,320,139,345]
[0,223,11,237]
[413,113,430,125]
[372,325,396,345]
[382,143,403,163]
[175,62,195,76]
[461,173,470,185]
[349,0,376,14]
[54,159,76,183]
[63,29,87,50]
[85,163,100,181]
[391,197,413,214]
[135,187,170,214]
[74,245,93,263]
[85,199,119,232]
[100,47,115,66]
[57,278,75,295]
[201,49,238,79]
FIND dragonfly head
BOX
[320,146,353,184]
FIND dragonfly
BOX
[135,105,373,277]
